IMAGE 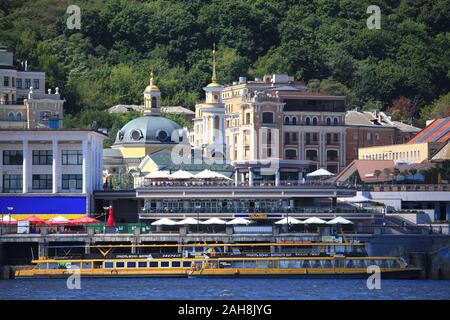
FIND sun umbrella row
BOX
[0,215,101,225]
[151,216,353,226]
[145,169,232,180]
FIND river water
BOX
[1,278,450,300]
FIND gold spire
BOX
[145,70,159,92]
[150,71,154,86]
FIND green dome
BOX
[114,115,182,145]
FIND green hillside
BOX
[1,0,449,130]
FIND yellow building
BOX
[358,142,443,163]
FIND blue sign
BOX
[0,196,86,214]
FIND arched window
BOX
[262,112,274,124]
[333,117,338,126]
[305,117,311,125]
[326,118,331,126]
[7,112,14,121]
[327,150,338,162]
[292,117,297,125]
[285,149,297,160]
[16,112,22,121]
[312,117,318,125]
[284,117,290,125]
[306,150,318,161]
[151,96,157,108]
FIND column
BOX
[248,168,254,187]
[218,115,223,145]
[234,170,239,187]
[202,116,207,145]
[82,140,88,194]
[275,170,280,186]
[22,140,29,193]
[210,115,215,143]
[52,139,58,194]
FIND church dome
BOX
[114,115,181,145]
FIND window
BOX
[25,79,31,89]
[138,261,147,268]
[126,262,136,268]
[161,261,170,268]
[4,76,9,87]
[32,150,52,165]
[32,174,52,190]
[2,174,22,192]
[326,117,331,126]
[16,79,22,89]
[3,150,23,165]
[285,149,297,160]
[375,133,380,141]
[62,150,83,165]
[367,132,372,141]
[306,150,318,161]
[292,117,297,125]
[262,112,274,124]
[116,262,125,268]
[33,79,39,89]
[149,261,158,268]
[284,132,290,145]
[183,261,191,268]
[305,117,311,125]
[8,112,14,121]
[284,117,289,125]
[104,262,114,269]
[62,174,82,190]
[312,117,318,125]
[82,262,92,269]
[39,111,51,121]
[172,261,181,268]
[245,113,251,124]
[16,112,22,121]
[333,117,338,125]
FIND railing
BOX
[0,100,24,105]
[360,184,450,192]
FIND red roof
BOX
[334,160,395,183]
[407,117,450,144]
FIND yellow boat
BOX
[15,242,421,279]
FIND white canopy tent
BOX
[144,170,170,179]
[47,216,71,224]
[340,194,372,203]
[226,217,252,225]
[151,218,178,226]
[326,216,353,225]
[176,217,200,225]
[195,169,232,181]
[306,168,335,178]
[0,216,16,223]
[275,217,303,225]
[201,218,227,225]
[169,170,194,180]
[302,217,327,224]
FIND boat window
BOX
[183,261,192,268]
[288,260,301,268]
[104,262,114,269]
[138,261,147,268]
[311,260,322,268]
[149,261,158,268]
[346,260,355,268]
[243,261,257,268]
[94,261,103,269]
[219,261,231,268]
[256,260,268,268]
[353,260,364,268]
[172,261,181,268]
[386,260,397,268]
[232,261,244,268]
[47,263,59,269]
[116,262,125,268]
[161,261,170,268]
[82,262,92,269]
[67,262,80,269]
[39,263,47,270]
[302,260,311,268]
[322,260,333,269]
[280,260,290,268]
[126,262,136,268]
[375,260,388,268]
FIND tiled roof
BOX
[345,110,420,132]
[407,117,450,144]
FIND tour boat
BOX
[15,242,421,279]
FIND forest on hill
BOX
[1,0,449,135]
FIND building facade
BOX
[0,49,64,129]
[0,129,106,218]
[345,110,420,166]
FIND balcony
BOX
[305,140,319,146]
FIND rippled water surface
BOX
[1,278,450,300]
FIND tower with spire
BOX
[203,43,223,104]
[143,71,161,115]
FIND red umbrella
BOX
[21,215,48,225]
[70,216,101,225]
[106,206,115,227]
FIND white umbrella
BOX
[0,216,16,223]
[201,218,227,225]
[275,217,303,225]
[342,194,372,203]
[144,170,170,179]
[212,172,233,181]
[302,217,327,224]
[151,218,178,226]
[176,217,200,225]
[226,217,252,225]
[169,170,194,180]
[326,216,353,225]
[48,216,71,224]
[194,169,217,179]
[306,168,334,177]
